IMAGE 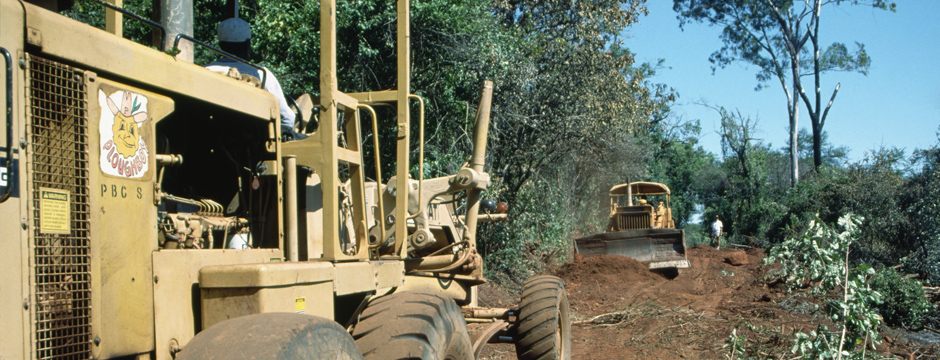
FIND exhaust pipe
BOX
[626,176,632,206]
[463,81,494,247]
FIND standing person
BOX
[710,215,723,249]
[205,17,303,140]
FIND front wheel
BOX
[514,275,572,360]
[352,291,473,360]
[176,313,363,360]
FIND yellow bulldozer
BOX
[0,0,571,359]
[575,181,690,273]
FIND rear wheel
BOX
[514,275,572,360]
[176,313,363,360]
[352,291,473,360]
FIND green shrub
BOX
[683,223,706,247]
[870,266,935,330]
[479,178,574,280]
[764,214,883,359]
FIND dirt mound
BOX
[555,246,769,315]
[550,246,814,359]
[557,255,660,283]
[479,245,937,359]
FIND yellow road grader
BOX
[0,0,571,358]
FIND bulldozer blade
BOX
[575,229,689,270]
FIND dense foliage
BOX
[870,266,935,330]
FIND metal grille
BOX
[27,55,92,360]
[615,213,651,231]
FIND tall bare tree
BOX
[673,0,895,186]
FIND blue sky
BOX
[623,1,940,163]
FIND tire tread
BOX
[353,292,472,360]
[514,276,572,360]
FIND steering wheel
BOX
[287,95,304,133]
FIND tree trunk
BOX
[789,66,800,187]
[812,0,823,171]
[813,123,822,168]
[788,17,803,188]
[790,106,799,186]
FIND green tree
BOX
[838,147,910,264]
[789,128,850,169]
[646,116,713,227]
[673,0,895,185]
[629,60,710,228]
[902,130,940,285]
[699,106,786,244]
[484,0,654,204]
[770,146,911,263]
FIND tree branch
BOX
[820,83,840,130]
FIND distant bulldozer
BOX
[575,181,690,273]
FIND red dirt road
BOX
[479,246,938,359]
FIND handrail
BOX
[358,104,386,247]
[1,48,12,203]
[406,94,425,220]
[89,0,167,47]
[173,34,267,88]
[352,94,426,221]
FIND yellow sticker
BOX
[40,188,70,234]
[295,297,306,314]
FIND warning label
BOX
[40,188,70,234]
[295,297,306,314]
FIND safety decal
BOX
[295,297,306,314]
[99,90,150,178]
[40,187,70,234]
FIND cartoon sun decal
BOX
[99,89,150,179]
[106,92,148,158]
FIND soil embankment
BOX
[479,246,939,359]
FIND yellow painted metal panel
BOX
[199,261,334,288]
[21,2,277,123]
[200,281,334,329]
[0,2,28,359]
[336,147,360,164]
[399,275,470,305]
[348,90,401,103]
[151,249,281,360]
[333,262,376,296]
[371,260,405,289]
[87,78,174,358]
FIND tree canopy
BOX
[673,0,895,185]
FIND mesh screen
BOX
[616,213,651,231]
[28,55,92,360]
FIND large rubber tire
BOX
[514,275,572,360]
[176,313,363,360]
[352,292,473,360]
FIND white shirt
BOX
[711,219,723,236]
[206,58,296,128]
